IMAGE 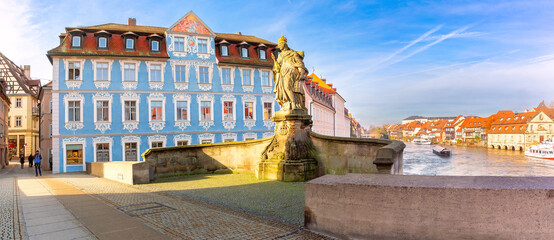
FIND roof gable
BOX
[168,11,214,36]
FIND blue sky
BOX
[1,0,553,126]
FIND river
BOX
[403,143,554,176]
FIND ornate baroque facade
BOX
[47,12,278,173]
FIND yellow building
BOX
[0,54,41,159]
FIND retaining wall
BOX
[86,162,150,185]
[305,174,554,239]
[142,134,405,178]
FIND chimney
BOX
[128,18,136,26]
[24,65,31,79]
[236,32,242,35]
[59,34,65,44]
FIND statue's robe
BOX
[273,48,308,111]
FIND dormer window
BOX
[257,43,267,60]
[147,34,163,53]
[72,36,81,48]
[151,40,159,51]
[239,41,249,58]
[98,37,107,48]
[69,29,85,49]
[94,30,111,50]
[218,40,230,57]
[123,32,138,51]
[126,39,134,49]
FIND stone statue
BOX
[258,34,317,182]
[271,34,309,116]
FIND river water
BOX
[403,143,554,176]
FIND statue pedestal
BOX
[257,113,318,182]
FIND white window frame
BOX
[93,60,112,82]
[198,133,215,144]
[262,101,274,120]
[195,63,214,91]
[197,37,209,54]
[175,100,189,121]
[240,68,254,86]
[259,48,267,60]
[62,138,86,172]
[173,134,192,146]
[98,37,108,49]
[243,132,257,140]
[147,93,166,131]
[121,61,139,82]
[15,116,21,127]
[121,135,141,162]
[15,98,21,108]
[173,64,188,83]
[174,37,185,52]
[64,96,84,124]
[92,137,113,163]
[120,93,140,124]
[148,135,167,149]
[222,99,236,121]
[244,101,255,121]
[151,40,160,52]
[197,94,215,125]
[242,95,257,121]
[126,38,135,50]
[221,45,229,57]
[222,132,238,142]
[147,62,164,83]
[93,95,112,124]
[198,66,210,84]
[220,67,234,86]
[64,59,85,82]
[149,100,165,122]
[261,70,272,87]
[72,36,81,48]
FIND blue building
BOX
[47,12,278,173]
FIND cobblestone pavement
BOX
[0,176,16,239]
[149,174,306,225]
[55,174,333,240]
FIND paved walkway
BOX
[1,161,332,240]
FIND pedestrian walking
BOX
[34,150,42,176]
[19,154,25,169]
[28,153,34,167]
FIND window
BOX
[259,49,266,60]
[261,71,270,86]
[150,64,162,82]
[151,142,163,148]
[176,101,188,121]
[7,117,10,127]
[96,62,109,81]
[221,45,228,56]
[200,101,211,121]
[223,101,233,120]
[244,102,254,120]
[66,144,83,164]
[49,123,52,137]
[201,139,212,144]
[68,62,81,80]
[199,66,209,83]
[264,103,272,120]
[98,37,107,49]
[242,69,251,85]
[72,36,81,48]
[175,65,186,82]
[96,101,109,122]
[96,143,109,162]
[16,98,21,108]
[174,37,185,52]
[198,39,207,53]
[124,142,137,161]
[241,47,248,58]
[150,101,163,121]
[224,139,234,143]
[123,63,136,81]
[151,40,159,52]
[126,38,134,50]
[15,116,21,127]
[221,68,231,85]
[49,101,52,113]
[177,140,188,146]
[68,101,81,122]
[124,101,137,121]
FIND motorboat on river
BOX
[412,138,432,145]
[432,146,451,157]
[525,139,554,160]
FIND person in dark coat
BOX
[34,150,42,176]
[28,153,34,167]
[19,154,25,169]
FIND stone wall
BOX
[142,134,405,178]
[87,162,150,185]
[142,138,272,176]
[310,132,404,175]
[305,174,554,239]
